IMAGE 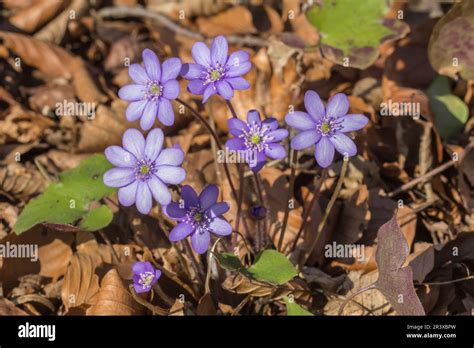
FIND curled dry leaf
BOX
[0,163,47,201]
[61,252,100,313]
[86,268,145,315]
[0,31,73,78]
[0,297,29,315]
[9,0,67,33]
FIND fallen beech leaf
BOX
[61,253,100,313]
[196,6,256,36]
[374,214,425,315]
[9,0,67,33]
[86,268,144,315]
[0,297,29,315]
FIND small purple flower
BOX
[181,35,251,103]
[103,128,186,214]
[165,185,232,254]
[132,261,161,293]
[285,91,369,168]
[118,49,181,129]
[225,110,288,172]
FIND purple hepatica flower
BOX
[132,261,161,293]
[103,128,186,214]
[225,110,288,173]
[285,91,369,168]
[181,35,251,103]
[165,185,232,254]
[118,49,181,130]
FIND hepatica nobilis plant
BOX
[102,35,369,302]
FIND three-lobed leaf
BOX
[13,154,115,234]
[306,0,409,69]
[284,296,313,316]
[216,249,298,285]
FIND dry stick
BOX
[386,159,457,198]
[277,149,298,251]
[98,229,120,263]
[232,294,252,316]
[129,285,168,316]
[290,168,328,253]
[421,275,474,286]
[337,283,376,316]
[205,237,224,294]
[96,6,267,47]
[303,159,349,265]
[183,239,205,284]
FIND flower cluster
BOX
[104,35,369,279]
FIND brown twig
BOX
[303,159,348,265]
[290,168,328,253]
[386,159,457,198]
[96,6,267,47]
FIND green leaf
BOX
[306,0,408,69]
[428,1,474,80]
[284,297,313,316]
[13,154,115,234]
[427,76,469,141]
[80,205,114,231]
[215,252,245,272]
[247,250,297,285]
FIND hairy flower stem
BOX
[235,164,245,233]
[290,168,328,253]
[303,159,349,265]
[277,149,298,251]
[176,98,237,198]
[129,285,168,315]
[253,172,268,247]
[225,100,238,118]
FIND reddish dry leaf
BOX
[375,213,425,315]
[0,297,29,315]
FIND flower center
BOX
[210,70,221,81]
[320,122,331,134]
[194,211,203,222]
[135,159,155,181]
[317,117,342,137]
[145,81,163,101]
[250,134,260,144]
[139,165,150,175]
[205,63,226,85]
[240,122,272,153]
[183,206,211,233]
[149,83,162,95]
[138,271,155,290]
